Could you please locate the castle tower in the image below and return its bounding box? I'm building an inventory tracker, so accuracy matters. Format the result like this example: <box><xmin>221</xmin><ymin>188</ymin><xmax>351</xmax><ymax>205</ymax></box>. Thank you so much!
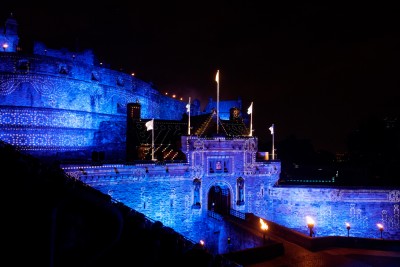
<box><xmin>1</xmin><ymin>13</ymin><xmax>19</xmax><ymax>52</ymax></box>
<box><xmin>126</xmin><ymin>101</ymin><xmax>142</xmax><ymax>161</ymax></box>
<box><xmin>127</xmin><ymin>101</ymin><xmax>141</xmax><ymax>120</ymax></box>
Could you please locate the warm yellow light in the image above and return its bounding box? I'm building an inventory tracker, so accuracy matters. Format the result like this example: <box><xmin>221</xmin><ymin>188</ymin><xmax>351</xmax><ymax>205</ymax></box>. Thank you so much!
<box><xmin>346</xmin><ymin>222</ymin><xmax>350</xmax><ymax>229</ymax></box>
<box><xmin>172</xmin><ymin>94</ymin><xmax>176</xmax><ymax>98</ymax></box>
<box><xmin>165</xmin><ymin>92</ymin><xmax>168</xmax><ymax>95</ymax></box>
<box><xmin>131</xmin><ymin>73</ymin><xmax>135</xmax><ymax>76</ymax></box>
<box><xmin>199</xmin><ymin>240</ymin><xmax>205</xmax><ymax>246</ymax></box>
<box><xmin>377</xmin><ymin>223</ymin><xmax>384</xmax><ymax>230</ymax></box>
<box><xmin>306</xmin><ymin>216</ymin><xmax>315</xmax><ymax>227</ymax></box>
<box><xmin>3</xmin><ymin>43</ymin><xmax>9</xmax><ymax>50</ymax></box>
<box><xmin>260</xmin><ymin>218</ymin><xmax>268</xmax><ymax>231</ymax></box>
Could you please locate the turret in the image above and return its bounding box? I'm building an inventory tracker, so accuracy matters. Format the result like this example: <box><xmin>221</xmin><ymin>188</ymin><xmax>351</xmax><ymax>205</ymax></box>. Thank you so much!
<box><xmin>1</xmin><ymin>13</ymin><xmax>19</xmax><ymax>52</ymax></box>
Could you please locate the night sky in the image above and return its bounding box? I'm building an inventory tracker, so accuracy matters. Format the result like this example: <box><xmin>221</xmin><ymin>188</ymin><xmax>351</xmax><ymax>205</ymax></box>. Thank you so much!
<box><xmin>2</xmin><ymin>2</ymin><xmax>399</xmax><ymax>154</ymax></box>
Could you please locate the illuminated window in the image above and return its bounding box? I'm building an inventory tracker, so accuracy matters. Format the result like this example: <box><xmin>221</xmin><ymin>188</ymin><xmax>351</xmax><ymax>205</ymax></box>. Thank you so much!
<box><xmin>209</xmin><ymin>159</ymin><xmax>230</xmax><ymax>173</ymax></box>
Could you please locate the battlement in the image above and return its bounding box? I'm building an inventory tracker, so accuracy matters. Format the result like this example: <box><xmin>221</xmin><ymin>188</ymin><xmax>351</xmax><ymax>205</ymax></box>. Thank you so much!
<box><xmin>33</xmin><ymin>41</ymin><xmax>96</xmax><ymax>66</ymax></box>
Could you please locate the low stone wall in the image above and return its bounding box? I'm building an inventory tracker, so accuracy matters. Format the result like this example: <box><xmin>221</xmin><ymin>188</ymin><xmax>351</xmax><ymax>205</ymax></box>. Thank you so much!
<box><xmin>261</xmin><ymin>186</ymin><xmax>400</xmax><ymax>240</ymax></box>
<box><xmin>245</xmin><ymin>213</ymin><xmax>400</xmax><ymax>252</ymax></box>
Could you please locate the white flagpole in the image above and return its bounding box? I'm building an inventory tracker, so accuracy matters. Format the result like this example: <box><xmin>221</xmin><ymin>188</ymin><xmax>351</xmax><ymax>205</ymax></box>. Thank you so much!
<box><xmin>151</xmin><ymin>119</ymin><xmax>155</xmax><ymax>161</ymax></box>
<box><xmin>270</xmin><ymin>124</ymin><xmax>275</xmax><ymax>160</ymax></box>
<box><xmin>216</xmin><ymin>70</ymin><xmax>220</xmax><ymax>134</ymax></box>
<box><xmin>248</xmin><ymin>102</ymin><xmax>253</xmax><ymax>136</ymax></box>
<box><xmin>187</xmin><ymin>97</ymin><xmax>191</xmax><ymax>135</ymax></box>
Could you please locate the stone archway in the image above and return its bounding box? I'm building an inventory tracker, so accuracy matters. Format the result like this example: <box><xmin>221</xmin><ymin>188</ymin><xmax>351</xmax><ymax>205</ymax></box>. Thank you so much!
<box><xmin>208</xmin><ymin>185</ymin><xmax>231</xmax><ymax>216</ymax></box>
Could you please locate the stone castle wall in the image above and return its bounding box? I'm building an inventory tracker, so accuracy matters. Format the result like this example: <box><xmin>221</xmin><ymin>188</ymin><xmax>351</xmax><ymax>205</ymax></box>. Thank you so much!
<box><xmin>63</xmin><ymin>144</ymin><xmax>400</xmax><ymax>241</ymax></box>
<box><xmin>61</xmin><ymin>136</ymin><xmax>281</xmax><ymax>240</ymax></box>
<box><xmin>261</xmin><ymin>186</ymin><xmax>400</xmax><ymax>240</ymax></box>
<box><xmin>0</xmin><ymin>52</ymin><xmax>186</xmax><ymax>160</ymax></box>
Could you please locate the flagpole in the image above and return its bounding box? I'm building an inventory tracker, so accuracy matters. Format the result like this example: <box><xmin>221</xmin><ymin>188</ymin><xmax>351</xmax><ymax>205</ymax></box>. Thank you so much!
<box><xmin>249</xmin><ymin>102</ymin><xmax>253</xmax><ymax>136</ymax></box>
<box><xmin>271</xmin><ymin>124</ymin><xmax>275</xmax><ymax>160</ymax></box>
<box><xmin>187</xmin><ymin>97</ymin><xmax>191</xmax><ymax>135</ymax></box>
<box><xmin>151</xmin><ymin>119</ymin><xmax>155</xmax><ymax>161</ymax></box>
<box><xmin>216</xmin><ymin>70</ymin><xmax>220</xmax><ymax>134</ymax></box>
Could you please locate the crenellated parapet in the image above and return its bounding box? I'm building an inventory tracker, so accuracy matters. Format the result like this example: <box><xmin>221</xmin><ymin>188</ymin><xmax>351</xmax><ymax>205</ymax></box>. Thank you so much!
<box><xmin>33</xmin><ymin>42</ymin><xmax>96</xmax><ymax>65</ymax></box>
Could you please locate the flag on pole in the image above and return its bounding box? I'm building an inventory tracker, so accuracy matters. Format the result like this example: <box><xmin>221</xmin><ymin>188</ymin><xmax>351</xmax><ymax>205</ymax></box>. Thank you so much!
<box><xmin>216</xmin><ymin>70</ymin><xmax>220</xmax><ymax>134</ymax></box>
<box><xmin>145</xmin><ymin>119</ymin><xmax>154</xmax><ymax>131</ymax></box>
<box><xmin>247</xmin><ymin>102</ymin><xmax>253</xmax><ymax>114</ymax></box>
<box><xmin>269</xmin><ymin>124</ymin><xmax>274</xmax><ymax>135</ymax></box>
<box><xmin>187</xmin><ymin>97</ymin><xmax>191</xmax><ymax>135</ymax></box>
<box><xmin>248</xmin><ymin>102</ymin><xmax>253</xmax><ymax>136</ymax></box>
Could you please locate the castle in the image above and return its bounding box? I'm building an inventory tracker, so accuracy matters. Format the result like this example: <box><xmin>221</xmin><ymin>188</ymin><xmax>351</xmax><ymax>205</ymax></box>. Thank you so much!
<box><xmin>0</xmin><ymin>14</ymin><xmax>247</xmax><ymax>162</ymax></box>
<box><xmin>1</xmin><ymin>15</ymin><xmax>399</xmax><ymax>241</ymax></box>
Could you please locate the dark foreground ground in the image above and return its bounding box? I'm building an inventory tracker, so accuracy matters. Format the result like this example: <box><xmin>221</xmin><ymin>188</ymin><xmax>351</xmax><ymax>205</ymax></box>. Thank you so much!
<box><xmin>225</xmin><ymin>217</ymin><xmax>400</xmax><ymax>267</ymax></box>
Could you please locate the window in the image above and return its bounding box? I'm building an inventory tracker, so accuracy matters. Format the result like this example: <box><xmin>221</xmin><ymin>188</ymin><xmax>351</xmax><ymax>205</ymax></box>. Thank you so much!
<box><xmin>192</xmin><ymin>178</ymin><xmax>201</xmax><ymax>209</ymax></box>
<box><xmin>237</xmin><ymin>177</ymin><xmax>245</xmax><ymax>205</ymax></box>
<box><xmin>209</xmin><ymin>158</ymin><xmax>230</xmax><ymax>174</ymax></box>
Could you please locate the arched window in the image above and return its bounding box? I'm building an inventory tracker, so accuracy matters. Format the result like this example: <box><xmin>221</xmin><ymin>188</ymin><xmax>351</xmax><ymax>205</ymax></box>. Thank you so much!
<box><xmin>237</xmin><ymin>177</ymin><xmax>245</xmax><ymax>205</ymax></box>
<box><xmin>193</xmin><ymin>178</ymin><xmax>201</xmax><ymax>209</ymax></box>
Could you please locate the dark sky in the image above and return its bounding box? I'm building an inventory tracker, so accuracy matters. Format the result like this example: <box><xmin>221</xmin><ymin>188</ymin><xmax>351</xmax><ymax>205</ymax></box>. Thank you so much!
<box><xmin>2</xmin><ymin>2</ymin><xmax>400</xmax><ymax>154</ymax></box>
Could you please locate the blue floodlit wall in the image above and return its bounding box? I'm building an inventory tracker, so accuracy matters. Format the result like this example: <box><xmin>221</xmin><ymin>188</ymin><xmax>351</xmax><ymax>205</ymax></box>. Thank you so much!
<box><xmin>262</xmin><ymin>187</ymin><xmax>399</xmax><ymax>240</ymax></box>
<box><xmin>0</xmin><ymin>48</ymin><xmax>186</xmax><ymax>160</ymax></box>
<box><xmin>63</xmin><ymin>136</ymin><xmax>400</xmax><ymax>241</ymax></box>
<box><xmin>63</xmin><ymin>136</ymin><xmax>280</xmax><ymax>240</ymax></box>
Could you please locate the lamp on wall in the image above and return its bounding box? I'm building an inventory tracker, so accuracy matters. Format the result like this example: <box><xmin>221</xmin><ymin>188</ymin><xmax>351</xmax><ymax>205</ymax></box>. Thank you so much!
<box><xmin>346</xmin><ymin>222</ymin><xmax>351</xmax><ymax>237</ymax></box>
<box><xmin>2</xmin><ymin>43</ymin><xmax>8</xmax><ymax>51</ymax></box>
<box><xmin>199</xmin><ymin>239</ymin><xmax>205</xmax><ymax>248</ymax></box>
<box><xmin>377</xmin><ymin>223</ymin><xmax>384</xmax><ymax>239</ymax></box>
<box><xmin>306</xmin><ymin>216</ymin><xmax>315</xmax><ymax>237</ymax></box>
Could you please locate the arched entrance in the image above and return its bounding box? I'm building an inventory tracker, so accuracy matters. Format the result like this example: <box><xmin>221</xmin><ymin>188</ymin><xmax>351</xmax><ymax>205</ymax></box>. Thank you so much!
<box><xmin>208</xmin><ymin>185</ymin><xmax>231</xmax><ymax>216</ymax></box>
